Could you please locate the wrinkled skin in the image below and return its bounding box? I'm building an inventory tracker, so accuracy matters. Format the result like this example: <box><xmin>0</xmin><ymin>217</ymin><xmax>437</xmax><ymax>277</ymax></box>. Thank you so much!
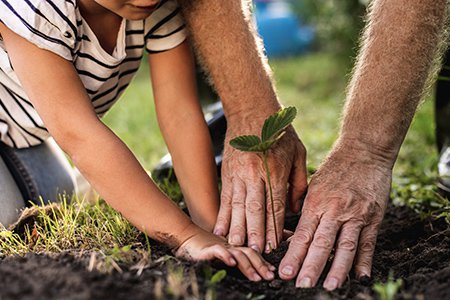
<box><xmin>178</xmin><ymin>0</ymin><xmax>446</xmax><ymax>291</ymax></box>
<box><xmin>276</xmin><ymin>0</ymin><xmax>446</xmax><ymax>290</ymax></box>
<box><xmin>214</xmin><ymin>127</ymin><xmax>308</xmax><ymax>253</ymax></box>
<box><xmin>279</xmin><ymin>144</ymin><xmax>392</xmax><ymax>290</ymax></box>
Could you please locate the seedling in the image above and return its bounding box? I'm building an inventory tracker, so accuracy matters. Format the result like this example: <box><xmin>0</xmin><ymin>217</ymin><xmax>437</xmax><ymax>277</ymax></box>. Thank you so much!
<box><xmin>373</xmin><ymin>271</ymin><xmax>403</xmax><ymax>300</ymax></box>
<box><xmin>204</xmin><ymin>266</ymin><xmax>227</xmax><ymax>300</ymax></box>
<box><xmin>229</xmin><ymin>107</ymin><xmax>297</xmax><ymax>245</ymax></box>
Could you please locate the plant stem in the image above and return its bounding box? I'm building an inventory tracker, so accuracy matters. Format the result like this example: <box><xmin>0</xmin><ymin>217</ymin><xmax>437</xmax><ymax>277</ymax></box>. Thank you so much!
<box><xmin>262</xmin><ymin>151</ymin><xmax>278</xmax><ymax>247</ymax></box>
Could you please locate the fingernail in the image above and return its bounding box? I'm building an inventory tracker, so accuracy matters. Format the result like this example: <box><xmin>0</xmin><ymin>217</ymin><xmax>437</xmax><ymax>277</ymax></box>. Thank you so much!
<box><xmin>297</xmin><ymin>277</ymin><xmax>312</xmax><ymax>288</ymax></box>
<box><xmin>266</xmin><ymin>271</ymin><xmax>275</xmax><ymax>280</ymax></box>
<box><xmin>230</xmin><ymin>258</ymin><xmax>237</xmax><ymax>265</ymax></box>
<box><xmin>265</xmin><ymin>241</ymin><xmax>273</xmax><ymax>253</ymax></box>
<box><xmin>250</xmin><ymin>245</ymin><xmax>260</xmax><ymax>253</ymax></box>
<box><xmin>269</xmin><ymin>265</ymin><xmax>276</xmax><ymax>272</ymax></box>
<box><xmin>281</xmin><ymin>266</ymin><xmax>293</xmax><ymax>276</ymax></box>
<box><xmin>252</xmin><ymin>273</ymin><xmax>262</xmax><ymax>282</ymax></box>
<box><xmin>323</xmin><ymin>277</ymin><xmax>339</xmax><ymax>291</ymax></box>
<box><xmin>230</xmin><ymin>235</ymin><xmax>242</xmax><ymax>245</ymax></box>
<box><xmin>213</xmin><ymin>229</ymin><xmax>224</xmax><ymax>236</ymax></box>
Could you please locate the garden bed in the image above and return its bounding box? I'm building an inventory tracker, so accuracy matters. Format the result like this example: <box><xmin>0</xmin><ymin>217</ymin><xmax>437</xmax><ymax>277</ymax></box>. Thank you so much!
<box><xmin>0</xmin><ymin>203</ymin><xmax>449</xmax><ymax>300</ymax></box>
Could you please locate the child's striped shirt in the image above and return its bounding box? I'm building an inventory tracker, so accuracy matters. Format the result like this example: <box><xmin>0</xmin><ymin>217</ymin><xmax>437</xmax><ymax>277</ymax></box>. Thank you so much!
<box><xmin>0</xmin><ymin>0</ymin><xmax>186</xmax><ymax>148</ymax></box>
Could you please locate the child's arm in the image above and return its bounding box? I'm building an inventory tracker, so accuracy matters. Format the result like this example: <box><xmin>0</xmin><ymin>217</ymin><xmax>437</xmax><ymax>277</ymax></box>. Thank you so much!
<box><xmin>0</xmin><ymin>23</ymin><xmax>274</xmax><ymax>282</ymax></box>
<box><xmin>149</xmin><ymin>41</ymin><xmax>219</xmax><ymax>231</ymax></box>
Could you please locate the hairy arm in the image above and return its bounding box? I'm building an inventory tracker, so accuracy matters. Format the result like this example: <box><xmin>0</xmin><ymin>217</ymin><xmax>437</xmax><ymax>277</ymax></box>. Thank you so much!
<box><xmin>280</xmin><ymin>0</ymin><xmax>447</xmax><ymax>290</ymax></box>
<box><xmin>178</xmin><ymin>0</ymin><xmax>307</xmax><ymax>253</ymax></box>
<box><xmin>340</xmin><ymin>0</ymin><xmax>447</xmax><ymax>157</ymax></box>
<box><xmin>178</xmin><ymin>0</ymin><xmax>279</xmax><ymax>122</ymax></box>
<box><xmin>149</xmin><ymin>41</ymin><xmax>219</xmax><ymax>232</ymax></box>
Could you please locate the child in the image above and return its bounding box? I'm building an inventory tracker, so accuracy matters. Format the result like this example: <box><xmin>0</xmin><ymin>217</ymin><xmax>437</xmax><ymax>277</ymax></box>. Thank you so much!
<box><xmin>0</xmin><ymin>0</ymin><xmax>275</xmax><ymax>281</ymax></box>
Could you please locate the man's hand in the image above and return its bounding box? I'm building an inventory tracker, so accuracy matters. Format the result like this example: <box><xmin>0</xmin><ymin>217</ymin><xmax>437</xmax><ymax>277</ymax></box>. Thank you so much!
<box><xmin>278</xmin><ymin>143</ymin><xmax>391</xmax><ymax>290</ymax></box>
<box><xmin>213</xmin><ymin>126</ymin><xmax>308</xmax><ymax>253</ymax></box>
<box><xmin>276</xmin><ymin>0</ymin><xmax>446</xmax><ymax>290</ymax></box>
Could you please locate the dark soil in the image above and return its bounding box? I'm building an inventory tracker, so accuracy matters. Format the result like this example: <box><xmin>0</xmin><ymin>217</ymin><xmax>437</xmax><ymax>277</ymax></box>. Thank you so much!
<box><xmin>0</xmin><ymin>204</ymin><xmax>449</xmax><ymax>300</ymax></box>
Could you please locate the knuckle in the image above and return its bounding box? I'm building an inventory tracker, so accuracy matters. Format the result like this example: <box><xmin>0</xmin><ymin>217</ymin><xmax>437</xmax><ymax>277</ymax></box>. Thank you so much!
<box><xmin>219</xmin><ymin>198</ymin><xmax>232</xmax><ymax>209</ymax></box>
<box><xmin>337</xmin><ymin>238</ymin><xmax>357</xmax><ymax>252</ymax></box>
<box><xmin>268</xmin><ymin>198</ymin><xmax>286</xmax><ymax>214</ymax></box>
<box><xmin>359</xmin><ymin>240</ymin><xmax>376</xmax><ymax>253</ymax></box>
<box><xmin>291</xmin><ymin>230</ymin><xmax>313</xmax><ymax>246</ymax></box>
<box><xmin>272</xmin><ymin>189</ymin><xmax>287</xmax><ymax>201</ymax></box>
<box><xmin>312</xmin><ymin>234</ymin><xmax>333</xmax><ymax>250</ymax></box>
<box><xmin>247</xmin><ymin>229</ymin><xmax>262</xmax><ymax>240</ymax></box>
<box><xmin>247</xmin><ymin>200</ymin><xmax>264</xmax><ymax>214</ymax></box>
<box><xmin>232</xmin><ymin>197</ymin><xmax>245</xmax><ymax>208</ymax></box>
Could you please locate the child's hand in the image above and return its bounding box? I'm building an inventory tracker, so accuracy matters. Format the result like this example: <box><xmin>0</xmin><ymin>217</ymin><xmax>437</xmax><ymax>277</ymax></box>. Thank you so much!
<box><xmin>175</xmin><ymin>228</ymin><xmax>276</xmax><ymax>282</ymax></box>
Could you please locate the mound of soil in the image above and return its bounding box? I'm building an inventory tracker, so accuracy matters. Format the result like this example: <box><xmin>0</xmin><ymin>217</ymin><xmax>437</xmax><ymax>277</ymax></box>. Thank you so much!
<box><xmin>0</xmin><ymin>204</ymin><xmax>449</xmax><ymax>300</ymax></box>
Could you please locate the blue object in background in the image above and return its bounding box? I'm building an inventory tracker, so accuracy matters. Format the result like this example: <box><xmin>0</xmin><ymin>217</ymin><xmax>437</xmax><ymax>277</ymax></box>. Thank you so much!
<box><xmin>254</xmin><ymin>0</ymin><xmax>314</xmax><ymax>58</ymax></box>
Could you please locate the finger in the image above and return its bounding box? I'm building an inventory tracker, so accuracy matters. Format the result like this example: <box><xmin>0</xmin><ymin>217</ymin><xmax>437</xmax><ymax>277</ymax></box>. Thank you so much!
<box><xmin>323</xmin><ymin>221</ymin><xmax>363</xmax><ymax>291</ymax></box>
<box><xmin>228</xmin><ymin>178</ymin><xmax>246</xmax><ymax>246</ymax></box>
<box><xmin>266</xmin><ymin>262</ymin><xmax>277</xmax><ymax>272</ymax></box>
<box><xmin>240</xmin><ymin>247</ymin><xmax>275</xmax><ymax>280</ymax></box>
<box><xmin>214</xmin><ymin>176</ymin><xmax>232</xmax><ymax>236</ymax></box>
<box><xmin>245</xmin><ymin>179</ymin><xmax>266</xmax><ymax>253</ymax></box>
<box><xmin>288</xmin><ymin>151</ymin><xmax>308</xmax><ymax>214</ymax></box>
<box><xmin>204</xmin><ymin>245</ymin><xmax>237</xmax><ymax>267</ymax></box>
<box><xmin>279</xmin><ymin>209</ymin><xmax>319</xmax><ymax>280</ymax></box>
<box><xmin>229</xmin><ymin>248</ymin><xmax>262</xmax><ymax>282</ymax></box>
<box><xmin>265</xmin><ymin>180</ymin><xmax>287</xmax><ymax>253</ymax></box>
<box><xmin>296</xmin><ymin>218</ymin><xmax>341</xmax><ymax>288</ymax></box>
<box><xmin>354</xmin><ymin>222</ymin><xmax>380</xmax><ymax>279</ymax></box>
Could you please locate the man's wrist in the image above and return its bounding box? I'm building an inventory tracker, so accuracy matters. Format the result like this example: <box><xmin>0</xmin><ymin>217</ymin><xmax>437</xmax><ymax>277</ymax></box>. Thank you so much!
<box><xmin>224</xmin><ymin>102</ymin><xmax>283</xmax><ymax>135</ymax></box>
<box><xmin>333</xmin><ymin>134</ymin><xmax>399</xmax><ymax>170</ymax></box>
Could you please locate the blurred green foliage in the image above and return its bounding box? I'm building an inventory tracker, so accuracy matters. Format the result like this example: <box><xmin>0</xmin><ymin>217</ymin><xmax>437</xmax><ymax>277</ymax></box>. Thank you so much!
<box><xmin>293</xmin><ymin>0</ymin><xmax>367</xmax><ymax>59</ymax></box>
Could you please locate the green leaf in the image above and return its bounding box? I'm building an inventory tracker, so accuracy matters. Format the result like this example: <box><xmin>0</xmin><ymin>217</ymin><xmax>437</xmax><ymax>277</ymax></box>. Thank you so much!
<box><xmin>261</xmin><ymin>106</ymin><xmax>297</xmax><ymax>142</ymax></box>
<box><xmin>229</xmin><ymin>135</ymin><xmax>261</xmax><ymax>152</ymax></box>
<box><xmin>210</xmin><ymin>270</ymin><xmax>227</xmax><ymax>284</ymax></box>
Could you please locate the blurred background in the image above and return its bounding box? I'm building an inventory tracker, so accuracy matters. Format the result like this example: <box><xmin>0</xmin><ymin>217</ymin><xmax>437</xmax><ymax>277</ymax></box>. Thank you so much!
<box><xmin>102</xmin><ymin>0</ymin><xmax>437</xmax><ymax>188</ymax></box>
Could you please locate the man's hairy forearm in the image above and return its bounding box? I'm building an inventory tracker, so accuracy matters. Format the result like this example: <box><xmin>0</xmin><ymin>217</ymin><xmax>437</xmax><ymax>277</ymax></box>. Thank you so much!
<box><xmin>178</xmin><ymin>0</ymin><xmax>281</xmax><ymax>126</ymax></box>
<box><xmin>340</xmin><ymin>0</ymin><xmax>447</xmax><ymax>165</ymax></box>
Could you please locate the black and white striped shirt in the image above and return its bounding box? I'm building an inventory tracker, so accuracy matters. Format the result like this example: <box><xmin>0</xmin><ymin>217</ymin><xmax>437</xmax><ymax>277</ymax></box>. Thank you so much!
<box><xmin>0</xmin><ymin>0</ymin><xmax>186</xmax><ymax>148</ymax></box>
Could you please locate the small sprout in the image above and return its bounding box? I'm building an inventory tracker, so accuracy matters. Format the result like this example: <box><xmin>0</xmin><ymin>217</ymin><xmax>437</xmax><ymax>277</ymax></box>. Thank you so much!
<box><xmin>230</xmin><ymin>107</ymin><xmax>297</xmax><ymax>245</ymax></box>
<box><xmin>210</xmin><ymin>269</ymin><xmax>227</xmax><ymax>284</ymax></box>
<box><xmin>373</xmin><ymin>272</ymin><xmax>403</xmax><ymax>300</ymax></box>
<box><xmin>204</xmin><ymin>267</ymin><xmax>227</xmax><ymax>300</ymax></box>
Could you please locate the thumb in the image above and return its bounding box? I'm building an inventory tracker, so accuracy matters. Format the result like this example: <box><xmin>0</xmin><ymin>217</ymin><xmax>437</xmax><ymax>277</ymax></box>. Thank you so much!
<box><xmin>288</xmin><ymin>151</ymin><xmax>307</xmax><ymax>213</ymax></box>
